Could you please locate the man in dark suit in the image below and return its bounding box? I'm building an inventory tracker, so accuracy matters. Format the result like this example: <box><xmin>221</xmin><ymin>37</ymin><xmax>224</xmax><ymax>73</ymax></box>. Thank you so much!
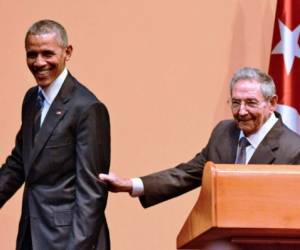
<box><xmin>0</xmin><ymin>20</ymin><xmax>110</xmax><ymax>249</ymax></box>
<box><xmin>99</xmin><ymin>67</ymin><xmax>300</xmax><ymax>208</ymax></box>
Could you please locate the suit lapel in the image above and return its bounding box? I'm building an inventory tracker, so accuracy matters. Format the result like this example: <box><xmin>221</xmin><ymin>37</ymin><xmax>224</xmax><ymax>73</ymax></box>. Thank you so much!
<box><xmin>23</xmin><ymin>88</ymin><xmax>39</xmax><ymax>173</ymax></box>
<box><xmin>219</xmin><ymin>122</ymin><xmax>240</xmax><ymax>163</ymax></box>
<box><xmin>27</xmin><ymin>74</ymin><xmax>76</xmax><ymax>171</ymax></box>
<box><xmin>248</xmin><ymin>119</ymin><xmax>282</xmax><ymax>164</ymax></box>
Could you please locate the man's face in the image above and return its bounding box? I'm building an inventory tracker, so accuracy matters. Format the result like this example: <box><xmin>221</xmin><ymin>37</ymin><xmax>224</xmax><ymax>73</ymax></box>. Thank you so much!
<box><xmin>25</xmin><ymin>32</ymin><xmax>72</xmax><ymax>89</ymax></box>
<box><xmin>231</xmin><ymin>79</ymin><xmax>277</xmax><ymax>136</ymax></box>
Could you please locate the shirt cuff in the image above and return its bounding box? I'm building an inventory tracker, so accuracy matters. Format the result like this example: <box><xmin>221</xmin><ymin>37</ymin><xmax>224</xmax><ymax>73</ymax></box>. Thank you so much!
<box><xmin>130</xmin><ymin>178</ymin><xmax>144</xmax><ymax>197</ymax></box>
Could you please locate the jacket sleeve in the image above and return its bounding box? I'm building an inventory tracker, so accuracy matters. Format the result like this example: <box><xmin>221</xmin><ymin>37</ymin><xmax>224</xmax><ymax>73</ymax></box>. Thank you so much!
<box><xmin>0</xmin><ymin>88</ymin><xmax>34</xmax><ymax>208</ymax></box>
<box><xmin>67</xmin><ymin>102</ymin><xmax>110</xmax><ymax>249</ymax></box>
<box><xmin>0</xmin><ymin>127</ymin><xmax>25</xmax><ymax>208</ymax></box>
<box><xmin>138</xmin><ymin>120</ymin><xmax>233</xmax><ymax>208</ymax></box>
<box><xmin>139</xmin><ymin>145</ymin><xmax>208</xmax><ymax>208</ymax></box>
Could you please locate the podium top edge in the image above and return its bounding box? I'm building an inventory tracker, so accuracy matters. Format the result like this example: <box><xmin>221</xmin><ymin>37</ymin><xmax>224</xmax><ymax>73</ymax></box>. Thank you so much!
<box><xmin>209</xmin><ymin>163</ymin><xmax>300</xmax><ymax>173</ymax></box>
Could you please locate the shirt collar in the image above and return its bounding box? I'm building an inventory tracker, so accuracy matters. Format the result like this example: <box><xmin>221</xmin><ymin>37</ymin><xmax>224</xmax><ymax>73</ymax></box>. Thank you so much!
<box><xmin>38</xmin><ymin>68</ymin><xmax>68</xmax><ymax>105</ymax></box>
<box><xmin>240</xmin><ymin>112</ymin><xmax>278</xmax><ymax>149</ymax></box>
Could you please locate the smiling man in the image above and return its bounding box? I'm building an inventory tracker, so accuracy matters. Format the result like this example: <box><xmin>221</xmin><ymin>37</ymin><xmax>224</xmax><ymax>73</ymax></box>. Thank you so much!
<box><xmin>25</xmin><ymin>31</ymin><xmax>72</xmax><ymax>88</ymax></box>
<box><xmin>99</xmin><ymin>67</ymin><xmax>300</xmax><ymax>209</ymax></box>
<box><xmin>230</xmin><ymin>74</ymin><xmax>277</xmax><ymax>137</ymax></box>
<box><xmin>0</xmin><ymin>20</ymin><xmax>110</xmax><ymax>250</ymax></box>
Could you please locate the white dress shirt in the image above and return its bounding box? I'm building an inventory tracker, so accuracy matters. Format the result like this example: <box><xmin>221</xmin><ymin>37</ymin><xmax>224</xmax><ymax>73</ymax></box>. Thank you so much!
<box><xmin>130</xmin><ymin>112</ymin><xmax>279</xmax><ymax>197</ymax></box>
<box><xmin>38</xmin><ymin>68</ymin><xmax>68</xmax><ymax>126</ymax></box>
<box><xmin>237</xmin><ymin>112</ymin><xmax>278</xmax><ymax>164</ymax></box>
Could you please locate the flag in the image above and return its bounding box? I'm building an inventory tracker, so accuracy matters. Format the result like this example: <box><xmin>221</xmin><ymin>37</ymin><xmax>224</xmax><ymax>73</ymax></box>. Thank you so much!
<box><xmin>269</xmin><ymin>0</ymin><xmax>300</xmax><ymax>133</ymax></box>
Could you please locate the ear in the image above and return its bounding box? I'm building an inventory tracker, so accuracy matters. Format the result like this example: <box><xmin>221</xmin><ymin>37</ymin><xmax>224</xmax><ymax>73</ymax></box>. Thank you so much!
<box><xmin>269</xmin><ymin>95</ymin><xmax>278</xmax><ymax>111</ymax></box>
<box><xmin>65</xmin><ymin>45</ymin><xmax>73</xmax><ymax>61</ymax></box>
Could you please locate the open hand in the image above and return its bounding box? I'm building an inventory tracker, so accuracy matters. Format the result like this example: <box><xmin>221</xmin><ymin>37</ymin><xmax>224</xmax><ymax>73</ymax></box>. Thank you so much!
<box><xmin>99</xmin><ymin>172</ymin><xmax>133</xmax><ymax>193</ymax></box>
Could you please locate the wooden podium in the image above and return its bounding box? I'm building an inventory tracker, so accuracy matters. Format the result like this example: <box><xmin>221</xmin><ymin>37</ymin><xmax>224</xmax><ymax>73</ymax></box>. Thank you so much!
<box><xmin>177</xmin><ymin>162</ymin><xmax>300</xmax><ymax>250</ymax></box>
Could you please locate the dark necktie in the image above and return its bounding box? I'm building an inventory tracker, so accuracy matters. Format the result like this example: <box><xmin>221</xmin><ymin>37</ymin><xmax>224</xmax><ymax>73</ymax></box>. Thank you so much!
<box><xmin>33</xmin><ymin>90</ymin><xmax>45</xmax><ymax>138</ymax></box>
<box><xmin>235</xmin><ymin>137</ymin><xmax>250</xmax><ymax>164</ymax></box>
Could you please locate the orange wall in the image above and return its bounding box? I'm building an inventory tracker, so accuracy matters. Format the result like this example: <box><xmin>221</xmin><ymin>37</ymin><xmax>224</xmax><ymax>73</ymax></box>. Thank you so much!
<box><xmin>0</xmin><ymin>1</ymin><xmax>276</xmax><ymax>249</ymax></box>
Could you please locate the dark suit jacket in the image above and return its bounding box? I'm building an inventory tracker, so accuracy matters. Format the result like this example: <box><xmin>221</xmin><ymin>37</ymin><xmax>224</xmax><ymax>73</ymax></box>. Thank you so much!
<box><xmin>0</xmin><ymin>73</ymin><xmax>110</xmax><ymax>250</ymax></box>
<box><xmin>140</xmin><ymin>113</ymin><xmax>300</xmax><ymax>208</ymax></box>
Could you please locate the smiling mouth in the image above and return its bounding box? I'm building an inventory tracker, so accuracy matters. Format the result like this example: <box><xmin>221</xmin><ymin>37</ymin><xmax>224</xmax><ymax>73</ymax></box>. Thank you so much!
<box><xmin>34</xmin><ymin>70</ymin><xmax>50</xmax><ymax>77</ymax></box>
<box><xmin>236</xmin><ymin>118</ymin><xmax>252</xmax><ymax>125</ymax></box>
<box><xmin>239</xmin><ymin>119</ymin><xmax>251</xmax><ymax>123</ymax></box>
<box><xmin>35</xmin><ymin>69</ymin><xmax>49</xmax><ymax>73</ymax></box>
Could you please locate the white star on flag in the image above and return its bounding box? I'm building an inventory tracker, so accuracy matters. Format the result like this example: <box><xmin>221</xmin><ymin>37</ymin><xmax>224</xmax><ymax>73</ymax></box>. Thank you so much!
<box><xmin>269</xmin><ymin>0</ymin><xmax>300</xmax><ymax>134</ymax></box>
<box><xmin>271</xmin><ymin>19</ymin><xmax>300</xmax><ymax>75</ymax></box>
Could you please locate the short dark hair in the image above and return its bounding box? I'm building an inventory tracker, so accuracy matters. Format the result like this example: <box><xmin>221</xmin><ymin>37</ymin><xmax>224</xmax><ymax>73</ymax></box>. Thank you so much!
<box><xmin>25</xmin><ymin>19</ymin><xmax>68</xmax><ymax>47</ymax></box>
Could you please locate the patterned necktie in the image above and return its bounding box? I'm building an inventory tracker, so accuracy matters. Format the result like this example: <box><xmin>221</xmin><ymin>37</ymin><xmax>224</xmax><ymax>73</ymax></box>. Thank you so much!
<box><xmin>33</xmin><ymin>90</ymin><xmax>45</xmax><ymax>138</ymax></box>
<box><xmin>235</xmin><ymin>137</ymin><xmax>250</xmax><ymax>164</ymax></box>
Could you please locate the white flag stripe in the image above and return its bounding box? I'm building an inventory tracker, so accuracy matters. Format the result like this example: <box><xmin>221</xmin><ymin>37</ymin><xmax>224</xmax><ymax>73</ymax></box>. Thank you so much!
<box><xmin>276</xmin><ymin>104</ymin><xmax>300</xmax><ymax>133</ymax></box>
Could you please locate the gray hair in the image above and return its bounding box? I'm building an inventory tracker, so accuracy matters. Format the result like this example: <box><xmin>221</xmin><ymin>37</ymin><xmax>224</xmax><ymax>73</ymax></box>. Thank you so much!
<box><xmin>25</xmin><ymin>19</ymin><xmax>68</xmax><ymax>47</ymax></box>
<box><xmin>230</xmin><ymin>67</ymin><xmax>276</xmax><ymax>100</ymax></box>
